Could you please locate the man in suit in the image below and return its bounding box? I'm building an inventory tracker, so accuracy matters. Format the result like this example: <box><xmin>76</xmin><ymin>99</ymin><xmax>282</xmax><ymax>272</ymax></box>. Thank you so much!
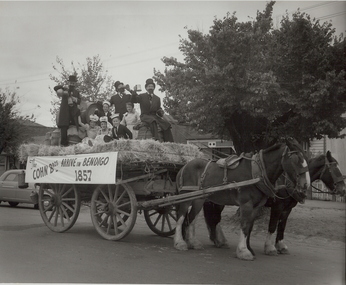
<box><xmin>130</xmin><ymin>78</ymin><xmax>173</xmax><ymax>142</ymax></box>
<box><xmin>109</xmin><ymin>81</ymin><xmax>132</xmax><ymax>121</ymax></box>
<box><xmin>54</xmin><ymin>75</ymin><xmax>81</xmax><ymax>146</ymax></box>
<box><xmin>110</xmin><ymin>114</ymin><xmax>133</xmax><ymax>140</ymax></box>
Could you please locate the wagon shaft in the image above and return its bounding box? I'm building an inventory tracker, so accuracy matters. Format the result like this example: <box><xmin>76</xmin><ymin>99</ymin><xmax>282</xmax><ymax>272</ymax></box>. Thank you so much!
<box><xmin>138</xmin><ymin>178</ymin><xmax>261</xmax><ymax>209</ymax></box>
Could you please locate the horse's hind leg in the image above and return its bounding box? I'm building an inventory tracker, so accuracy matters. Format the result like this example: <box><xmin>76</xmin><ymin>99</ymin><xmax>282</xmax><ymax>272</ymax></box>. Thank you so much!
<box><xmin>203</xmin><ymin>202</ymin><xmax>228</xmax><ymax>248</ymax></box>
<box><xmin>185</xmin><ymin>199</ymin><xmax>205</xmax><ymax>249</ymax></box>
<box><xmin>174</xmin><ymin>202</ymin><xmax>190</xmax><ymax>251</ymax></box>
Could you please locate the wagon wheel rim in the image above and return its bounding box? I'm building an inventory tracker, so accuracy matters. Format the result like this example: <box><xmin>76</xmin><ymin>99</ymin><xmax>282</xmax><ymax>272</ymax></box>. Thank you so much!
<box><xmin>144</xmin><ymin>203</ymin><xmax>177</xmax><ymax>237</ymax></box>
<box><xmin>90</xmin><ymin>183</ymin><xmax>137</xmax><ymax>241</ymax></box>
<box><xmin>39</xmin><ymin>184</ymin><xmax>81</xmax><ymax>233</ymax></box>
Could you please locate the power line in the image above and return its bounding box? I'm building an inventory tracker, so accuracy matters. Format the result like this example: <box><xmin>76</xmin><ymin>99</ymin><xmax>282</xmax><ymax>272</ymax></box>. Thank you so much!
<box><xmin>317</xmin><ymin>11</ymin><xmax>346</xmax><ymax>20</ymax></box>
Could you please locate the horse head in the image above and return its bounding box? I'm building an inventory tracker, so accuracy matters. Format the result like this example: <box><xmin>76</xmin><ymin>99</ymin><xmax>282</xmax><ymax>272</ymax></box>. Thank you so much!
<box><xmin>320</xmin><ymin>151</ymin><xmax>346</xmax><ymax>196</ymax></box>
<box><xmin>280</xmin><ymin>138</ymin><xmax>311</xmax><ymax>197</ymax></box>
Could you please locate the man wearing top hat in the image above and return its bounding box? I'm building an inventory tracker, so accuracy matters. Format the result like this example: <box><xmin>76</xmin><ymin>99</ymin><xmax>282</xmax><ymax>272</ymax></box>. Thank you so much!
<box><xmin>131</xmin><ymin>78</ymin><xmax>173</xmax><ymax>142</ymax></box>
<box><xmin>109</xmin><ymin>81</ymin><xmax>132</xmax><ymax>121</ymax></box>
<box><xmin>53</xmin><ymin>75</ymin><xmax>81</xmax><ymax>146</ymax></box>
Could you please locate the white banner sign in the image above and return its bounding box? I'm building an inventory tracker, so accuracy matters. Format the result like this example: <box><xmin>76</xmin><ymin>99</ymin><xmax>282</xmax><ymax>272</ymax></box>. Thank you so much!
<box><xmin>25</xmin><ymin>152</ymin><xmax>118</xmax><ymax>184</ymax></box>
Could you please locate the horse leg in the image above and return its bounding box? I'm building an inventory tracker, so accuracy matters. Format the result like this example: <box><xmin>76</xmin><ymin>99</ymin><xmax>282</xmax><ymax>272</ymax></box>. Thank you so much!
<box><xmin>185</xmin><ymin>199</ymin><xmax>205</xmax><ymax>249</ymax></box>
<box><xmin>264</xmin><ymin>203</ymin><xmax>281</xmax><ymax>256</ymax></box>
<box><xmin>203</xmin><ymin>202</ymin><xmax>228</xmax><ymax>248</ymax></box>
<box><xmin>174</xmin><ymin>202</ymin><xmax>191</xmax><ymax>251</ymax></box>
<box><xmin>275</xmin><ymin>207</ymin><xmax>293</xmax><ymax>254</ymax></box>
<box><xmin>236</xmin><ymin>201</ymin><xmax>256</xmax><ymax>261</ymax></box>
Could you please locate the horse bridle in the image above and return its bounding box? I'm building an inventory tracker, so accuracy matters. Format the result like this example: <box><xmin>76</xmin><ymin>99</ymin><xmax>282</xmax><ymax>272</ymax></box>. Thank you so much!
<box><xmin>281</xmin><ymin>146</ymin><xmax>309</xmax><ymax>194</ymax></box>
<box><xmin>313</xmin><ymin>157</ymin><xmax>344</xmax><ymax>194</ymax></box>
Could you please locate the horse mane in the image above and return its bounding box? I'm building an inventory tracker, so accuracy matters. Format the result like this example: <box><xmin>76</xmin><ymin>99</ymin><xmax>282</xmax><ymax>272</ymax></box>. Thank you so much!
<box><xmin>262</xmin><ymin>143</ymin><xmax>284</xmax><ymax>154</ymax></box>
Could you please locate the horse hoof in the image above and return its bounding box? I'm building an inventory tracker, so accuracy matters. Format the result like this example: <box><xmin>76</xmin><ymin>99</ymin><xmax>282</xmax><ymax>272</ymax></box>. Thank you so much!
<box><xmin>189</xmin><ymin>241</ymin><xmax>204</xmax><ymax>250</ymax></box>
<box><xmin>265</xmin><ymin>249</ymin><xmax>278</xmax><ymax>256</ymax></box>
<box><xmin>277</xmin><ymin>248</ymin><xmax>290</xmax><ymax>254</ymax></box>
<box><xmin>236</xmin><ymin>248</ymin><xmax>255</xmax><ymax>261</ymax></box>
<box><xmin>175</xmin><ymin>242</ymin><xmax>188</xmax><ymax>251</ymax></box>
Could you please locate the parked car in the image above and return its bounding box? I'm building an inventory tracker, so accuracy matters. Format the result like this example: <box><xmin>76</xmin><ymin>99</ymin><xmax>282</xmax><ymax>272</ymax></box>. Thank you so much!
<box><xmin>0</xmin><ymin>169</ymin><xmax>42</xmax><ymax>209</ymax></box>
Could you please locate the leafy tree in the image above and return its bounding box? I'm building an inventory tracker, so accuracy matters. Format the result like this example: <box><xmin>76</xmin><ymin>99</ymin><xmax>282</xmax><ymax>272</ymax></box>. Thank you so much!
<box><xmin>0</xmin><ymin>88</ymin><xmax>35</xmax><ymax>155</ymax></box>
<box><xmin>49</xmin><ymin>55</ymin><xmax>114</xmax><ymax>125</ymax></box>
<box><xmin>154</xmin><ymin>2</ymin><xmax>346</xmax><ymax>153</ymax></box>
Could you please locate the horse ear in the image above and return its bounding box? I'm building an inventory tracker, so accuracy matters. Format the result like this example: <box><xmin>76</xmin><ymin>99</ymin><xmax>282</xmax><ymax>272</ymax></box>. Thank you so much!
<box><xmin>326</xmin><ymin>150</ymin><xmax>332</xmax><ymax>161</ymax></box>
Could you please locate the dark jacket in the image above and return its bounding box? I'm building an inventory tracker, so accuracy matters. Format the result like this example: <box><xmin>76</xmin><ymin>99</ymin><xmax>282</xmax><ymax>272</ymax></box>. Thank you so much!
<box><xmin>56</xmin><ymin>86</ymin><xmax>81</xmax><ymax>128</ymax></box>
<box><xmin>131</xmin><ymin>91</ymin><xmax>171</xmax><ymax>131</ymax></box>
<box><xmin>109</xmin><ymin>93</ymin><xmax>132</xmax><ymax>119</ymax></box>
<box><xmin>95</xmin><ymin>110</ymin><xmax>112</xmax><ymax>125</ymax></box>
<box><xmin>111</xmin><ymin>124</ymin><xmax>133</xmax><ymax>139</ymax></box>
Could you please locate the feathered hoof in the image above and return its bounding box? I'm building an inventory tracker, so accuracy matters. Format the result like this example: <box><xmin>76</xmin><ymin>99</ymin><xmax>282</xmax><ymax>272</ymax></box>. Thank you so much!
<box><xmin>214</xmin><ymin>240</ymin><xmax>229</xmax><ymax>248</ymax></box>
<box><xmin>175</xmin><ymin>241</ymin><xmax>188</xmax><ymax>251</ymax></box>
<box><xmin>236</xmin><ymin>247</ymin><xmax>255</xmax><ymax>261</ymax></box>
<box><xmin>277</xmin><ymin>247</ymin><xmax>290</xmax><ymax>254</ymax></box>
<box><xmin>264</xmin><ymin>248</ymin><xmax>278</xmax><ymax>256</ymax></box>
<box><xmin>188</xmin><ymin>240</ymin><xmax>204</xmax><ymax>250</ymax></box>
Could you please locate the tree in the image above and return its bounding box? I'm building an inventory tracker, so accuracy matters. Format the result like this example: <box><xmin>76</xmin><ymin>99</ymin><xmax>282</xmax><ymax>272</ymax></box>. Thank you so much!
<box><xmin>49</xmin><ymin>55</ymin><xmax>114</xmax><ymax>125</ymax></box>
<box><xmin>0</xmin><ymin>88</ymin><xmax>35</xmax><ymax>155</ymax></box>
<box><xmin>154</xmin><ymin>2</ymin><xmax>346</xmax><ymax>153</ymax></box>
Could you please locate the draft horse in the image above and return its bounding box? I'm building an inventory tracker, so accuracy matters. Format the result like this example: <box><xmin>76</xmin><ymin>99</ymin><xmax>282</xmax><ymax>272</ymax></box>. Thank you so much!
<box><xmin>174</xmin><ymin>138</ymin><xmax>310</xmax><ymax>260</ymax></box>
<box><xmin>263</xmin><ymin>151</ymin><xmax>346</xmax><ymax>255</ymax></box>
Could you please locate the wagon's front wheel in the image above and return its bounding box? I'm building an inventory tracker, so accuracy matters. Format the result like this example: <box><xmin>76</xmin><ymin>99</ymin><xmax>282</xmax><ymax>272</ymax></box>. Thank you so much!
<box><xmin>39</xmin><ymin>184</ymin><xmax>81</xmax><ymax>232</ymax></box>
<box><xmin>144</xmin><ymin>204</ymin><xmax>177</xmax><ymax>237</ymax></box>
<box><xmin>90</xmin><ymin>183</ymin><xmax>137</xmax><ymax>241</ymax></box>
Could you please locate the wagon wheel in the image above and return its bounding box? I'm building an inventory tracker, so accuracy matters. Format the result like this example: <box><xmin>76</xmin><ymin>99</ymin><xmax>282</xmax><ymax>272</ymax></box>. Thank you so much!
<box><xmin>39</xmin><ymin>184</ymin><xmax>81</xmax><ymax>233</ymax></box>
<box><xmin>90</xmin><ymin>183</ymin><xmax>137</xmax><ymax>241</ymax></box>
<box><xmin>144</xmin><ymin>199</ymin><xmax>177</xmax><ymax>237</ymax></box>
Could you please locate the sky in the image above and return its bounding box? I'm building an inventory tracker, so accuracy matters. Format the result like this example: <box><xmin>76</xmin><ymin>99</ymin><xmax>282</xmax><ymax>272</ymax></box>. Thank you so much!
<box><xmin>0</xmin><ymin>1</ymin><xmax>345</xmax><ymax>127</ymax></box>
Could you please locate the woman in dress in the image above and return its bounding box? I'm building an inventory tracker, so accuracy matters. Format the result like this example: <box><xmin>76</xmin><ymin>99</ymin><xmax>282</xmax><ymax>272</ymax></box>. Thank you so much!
<box><xmin>78</xmin><ymin>114</ymin><xmax>101</xmax><ymax>146</ymax></box>
<box><xmin>121</xmin><ymin>102</ymin><xmax>140</xmax><ymax>139</ymax></box>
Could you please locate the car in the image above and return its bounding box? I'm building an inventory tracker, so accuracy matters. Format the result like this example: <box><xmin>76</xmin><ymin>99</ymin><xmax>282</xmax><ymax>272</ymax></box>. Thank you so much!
<box><xmin>0</xmin><ymin>169</ymin><xmax>42</xmax><ymax>209</ymax></box>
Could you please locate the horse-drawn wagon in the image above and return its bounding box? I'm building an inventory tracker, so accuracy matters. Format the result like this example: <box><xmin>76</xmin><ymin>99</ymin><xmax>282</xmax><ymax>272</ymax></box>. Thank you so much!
<box><xmin>18</xmin><ymin>139</ymin><xmax>260</xmax><ymax>242</ymax></box>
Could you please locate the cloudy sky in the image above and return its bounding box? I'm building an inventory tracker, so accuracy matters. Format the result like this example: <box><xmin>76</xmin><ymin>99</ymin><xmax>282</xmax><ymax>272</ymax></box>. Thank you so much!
<box><xmin>0</xmin><ymin>1</ymin><xmax>345</xmax><ymax>127</ymax></box>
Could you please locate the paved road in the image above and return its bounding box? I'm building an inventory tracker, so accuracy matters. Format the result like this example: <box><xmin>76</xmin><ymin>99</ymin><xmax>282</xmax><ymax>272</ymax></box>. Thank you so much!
<box><xmin>0</xmin><ymin>203</ymin><xmax>344</xmax><ymax>284</ymax></box>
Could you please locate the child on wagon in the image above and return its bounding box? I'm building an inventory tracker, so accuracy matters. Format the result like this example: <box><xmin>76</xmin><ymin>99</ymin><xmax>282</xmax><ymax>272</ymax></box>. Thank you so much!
<box><xmin>94</xmin><ymin>116</ymin><xmax>112</xmax><ymax>143</ymax></box>
<box><xmin>111</xmin><ymin>113</ymin><xmax>133</xmax><ymax>140</ymax></box>
<box><xmin>121</xmin><ymin>102</ymin><xmax>140</xmax><ymax>139</ymax></box>
<box><xmin>78</xmin><ymin>114</ymin><xmax>100</xmax><ymax>146</ymax></box>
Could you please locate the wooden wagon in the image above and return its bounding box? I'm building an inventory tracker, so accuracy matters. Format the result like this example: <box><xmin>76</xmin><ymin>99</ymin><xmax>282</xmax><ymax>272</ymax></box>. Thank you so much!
<box><xmin>19</xmin><ymin>142</ymin><xmax>259</xmax><ymax>241</ymax></box>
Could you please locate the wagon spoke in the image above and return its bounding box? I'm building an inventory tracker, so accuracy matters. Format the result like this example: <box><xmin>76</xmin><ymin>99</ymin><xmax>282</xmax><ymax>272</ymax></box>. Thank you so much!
<box><xmin>153</xmin><ymin>213</ymin><xmax>162</xmax><ymax>227</ymax></box>
<box><xmin>113</xmin><ymin>185</ymin><xmax>119</xmax><ymax>203</ymax></box>
<box><xmin>61</xmin><ymin>201</ymin><xmax>75</xmax><ymax>213</ymax></box>
<box><xmin>115</xmin><ymin>212</ymin><xmax>127</xmax><ymax>227</ymax></box>
<box><xmin>100</xmin><ymin>189</ymin><xmax>110</xmax><ymax>203</ymax></box>
<box><xmin>160</xmin><ymin>215</ymin><xmax>166</xmax><ymax>232</ymax></box>
<box><xmin>54</xmin><ymin>206</ymin><xmax>59</xmax><ymax>226</ymax></box>
<box><xmin>106</xmin><ymin>216</ymin><xmax>112</xmax><ymax>234</ymax></box>
<box><xmin>61</xmin><ymin>186</ymin><xmax>73</xmax><ymax>198</ymax></box>
<box><xmin>59</xmin><ymin>207</ymin><xmax>65</xmax><ymax>227</ymax></box>
<box><xmin>168</xmin><ymin>212</ymin><xmax>177</xmax><ymax>221</ymax></box>
<box><xmin>117</xmin><ymin>201</ymin><xmax>131</xmax><ymax>209</ymax></box>
<box><xmin>108</xmin><ymin>185</ymin><xmax>114</xmax><ymax>202</ymax></box>
<box><xmin>112</xmin><ymin>216</ymin><xmax>118</xmax><ymax>235</ymax></box>
<box><xmin>114</xmin><ymin>190</ymin><xmax>126</xmax><ymax>205</ymax></box>
<box><xmin>116</xmin><ymin>208</ymin><xmax>131</xmax><ymax>217</ymax></box>
<box><xmin>100</xmin><ymin>214</ymin><xmax>110</xmax><ymax>227</ymax></box>
<box><xmin>165</xmin><ymin>215</ymin><xmax>173</xmax><ymax>231</ymax></box>
<box><xmin>48</xmin><ymin>207</ymin><xmax>56</xmax><ymax>222</ymax></box>
<box><xmin>61</xmin><ymin>205</ymin><xmax>71</xmax><ymax>222</ymax></box>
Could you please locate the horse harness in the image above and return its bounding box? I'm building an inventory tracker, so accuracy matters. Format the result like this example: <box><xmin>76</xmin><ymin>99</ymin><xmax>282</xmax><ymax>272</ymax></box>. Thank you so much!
<box><xmin>179</xmin><ymin>146</ymin><xmax>308</xmax><ymax>199</ymax></box>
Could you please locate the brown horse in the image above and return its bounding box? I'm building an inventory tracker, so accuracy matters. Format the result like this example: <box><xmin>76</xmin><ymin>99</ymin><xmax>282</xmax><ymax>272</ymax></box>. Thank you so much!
<box><xmin>174</xmin><ymin>138</ymin><xmax>310</xmax><ymax>260</ymax></box>
<box><xmin>263</xmin><ymin>151</ymin><xmax>345</xmax><ymax>255</ymax></box>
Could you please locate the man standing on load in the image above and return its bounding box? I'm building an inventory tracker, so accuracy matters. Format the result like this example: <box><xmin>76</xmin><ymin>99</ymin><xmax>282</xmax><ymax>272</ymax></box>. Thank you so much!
<box><xmin>130</xmin><ymin>78</ymin><xmax>174</xmax><ymax>142</ymax></box>
<box><xmin>53</xmin><ymin>75</ymin><xmax>81</xmax><ymax>146</ymax></box>
<box><xmin>110</xmin><ymin>81</ymin><xmax>132</xmax><ymax>121</ymax></box>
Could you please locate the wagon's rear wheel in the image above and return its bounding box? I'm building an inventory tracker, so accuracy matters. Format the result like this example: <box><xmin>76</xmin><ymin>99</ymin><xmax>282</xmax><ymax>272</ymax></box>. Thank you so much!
<box><xmin>90</xmin><ymin>183</ymin><xmax>137</xmax><ymax>241</ymax></box>
<box><xmin>39</xmin><ymin>184</ymin><xmax>81</xmax><ymax>232</ymax></box>
<box><xmin>144</xmin><ymin>203</ymin><xmax>177</xmax><ymax>237</ymax></box>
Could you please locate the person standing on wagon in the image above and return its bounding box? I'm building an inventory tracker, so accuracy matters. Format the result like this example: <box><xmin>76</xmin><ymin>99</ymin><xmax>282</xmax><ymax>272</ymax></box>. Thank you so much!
<box><xmin>110</xmin><ymin>81</ymin><xmax>131</xmax><ymax>121</ymax></box>
<box><xmin>131</xmin><ymin>78</ymin><xmax>174</xmax><ymax>142</ymax></box>
<box><xmin>66</xmin><ymin>75</ymin><xmax>81</xmax><ymax>131</ymax></box>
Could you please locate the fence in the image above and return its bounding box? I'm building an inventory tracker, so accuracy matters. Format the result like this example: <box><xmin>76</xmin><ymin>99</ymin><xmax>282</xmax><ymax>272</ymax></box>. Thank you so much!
<box><xmin>311</xmin><ymin>180</ymin><xmax>345</xmax><ymax>202</ymax></box>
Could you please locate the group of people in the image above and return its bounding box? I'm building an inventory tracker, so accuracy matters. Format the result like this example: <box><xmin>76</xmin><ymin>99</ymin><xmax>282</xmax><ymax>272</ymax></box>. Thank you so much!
<box><xmin>54</xmin><ymin>76</ymin><xmax>174</xmax><ymax>146</ymax></box>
